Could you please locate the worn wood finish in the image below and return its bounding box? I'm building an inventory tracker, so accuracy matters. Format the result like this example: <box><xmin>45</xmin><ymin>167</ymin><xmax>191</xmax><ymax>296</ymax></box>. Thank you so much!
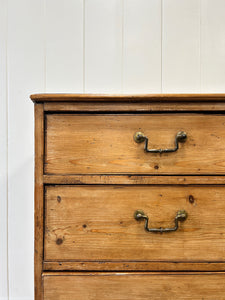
<box><xmin>44</xmin><ymin>101</ymin><xmax>225</xmax><ymax>112</ymax></box>
<box><xmin>43</xmin><ymin>261</ymin><xmax>225</xmax><ymax>272</ymax></box>
<box><xmin>31</xmin><ymin>93</ymin><xmax>225</xmax><ymax>102</ymax></box>
<box><xmin>43</xmin><ymin>174</ymin><xmax>225</xmax><ymax>185</ymax></box>
<box><xmin>43</xmin><ymin>272</ymin><xmax>225</xmax><ymax>300</ymax></box>
<box><xmin>32</xmin><ymin>94</ymin><xmax>225</xmax><ymax>299</ymax></box>
<box><xmin>45</xmin><ymin>113</ymin><xmax>225</xmax><ymax>175</ymax></box>
<box><xmin>45</xmin><ymin>185</ymin><xmax>225</xmax><ymax>263</ymax></box>
<box><xmin>34</xmin><ymin>104</ymin><xmax>44</xmax><ymax>300</ymax></box>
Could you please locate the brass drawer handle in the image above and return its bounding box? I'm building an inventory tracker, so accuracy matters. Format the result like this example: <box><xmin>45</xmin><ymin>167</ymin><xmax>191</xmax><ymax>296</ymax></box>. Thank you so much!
<box><xmin>133</xmin><ymin>131</ymin><xmax>187</xmax><ymax>153</ymax></box>
<box><xmin>134</xmin><ymin>210</ymin><xmax>188</xmax><ymax>233</ymax></box>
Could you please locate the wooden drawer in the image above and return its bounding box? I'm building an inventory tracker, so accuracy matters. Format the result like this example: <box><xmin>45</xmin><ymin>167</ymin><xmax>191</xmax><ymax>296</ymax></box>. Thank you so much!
<box><xmin>44</xmin><ymin>185</ymin><xmax>225</xmax><ymax>268</ymax></box>
<box><xmin>45</xmin><ymin>113</ymin><xmax>225</xmax><ymax>175</ymax></box>
<box><xmin>43</xmin><ymin>272</ymin><xmax>225</xmax><ymax>300</ymax></box>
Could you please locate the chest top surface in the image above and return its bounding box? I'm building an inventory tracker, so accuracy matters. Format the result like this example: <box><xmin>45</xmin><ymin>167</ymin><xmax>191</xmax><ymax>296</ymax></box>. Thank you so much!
<box><xmin>30</xmin><ymin>93</ymin><xmax>225</xmax><ymax>102</ymax></box>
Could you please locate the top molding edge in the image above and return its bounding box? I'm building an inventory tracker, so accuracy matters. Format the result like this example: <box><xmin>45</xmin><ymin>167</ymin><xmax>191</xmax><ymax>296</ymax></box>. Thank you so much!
<box><xmin>30</xmin><ymin>93</ymin><xmax>225</xmax><ymax>103</ymax></box>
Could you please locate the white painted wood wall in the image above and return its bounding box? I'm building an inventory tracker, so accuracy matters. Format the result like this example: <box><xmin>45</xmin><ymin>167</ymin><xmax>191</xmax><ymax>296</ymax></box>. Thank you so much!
<box><xmin>1</xmin><ymin>0</ymin><xmax>225</xmax><ymax>299</ymax></box>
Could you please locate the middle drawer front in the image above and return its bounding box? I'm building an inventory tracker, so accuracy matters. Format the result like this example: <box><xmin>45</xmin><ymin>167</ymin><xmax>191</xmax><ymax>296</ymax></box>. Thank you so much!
<box><xmin>45</xmin><ymin>113</ymin><xmax>225</xmax><ymax>175</ymax></box>
<box><xmin>43</xmin><ymin>272</ymin><xmax>225</xmax><ymax>300</ymax></box>
<box><xmin>44</xmin><ymin>185</ymin><xmax>225</xmax><ymax>263</ymax></box>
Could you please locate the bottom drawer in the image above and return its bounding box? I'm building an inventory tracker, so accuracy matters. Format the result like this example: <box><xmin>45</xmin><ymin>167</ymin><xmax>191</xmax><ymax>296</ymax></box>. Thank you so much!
<box><xmin>43</xmin><ymin>272</ymin><xmax>225</xmax><ymax>300</ymax></box>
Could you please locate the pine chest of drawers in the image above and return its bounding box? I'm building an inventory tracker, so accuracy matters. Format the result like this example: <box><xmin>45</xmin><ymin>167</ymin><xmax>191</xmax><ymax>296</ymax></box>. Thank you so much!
<box><xmin>31</xmin><ymin>94</ymin><xmax>225</xmax><ymax>300</ymax></box>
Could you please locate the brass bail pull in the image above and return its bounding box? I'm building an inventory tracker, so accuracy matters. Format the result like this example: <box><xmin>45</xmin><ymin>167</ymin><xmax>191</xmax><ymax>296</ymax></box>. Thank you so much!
<box><xmin>133</xmin><ymin>131</ymin><xmax>187</xmax><ymax>153</ymax></box>
<box><xmin>134</xmin><ymin>210</ymin><xmax>188</xmax><ymax>233</ymax></box>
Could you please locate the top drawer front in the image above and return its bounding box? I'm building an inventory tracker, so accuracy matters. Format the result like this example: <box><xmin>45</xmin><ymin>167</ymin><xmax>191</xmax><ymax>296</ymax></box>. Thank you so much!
<box><xmin>45</xmin><ymin>113</ymin><xmax>225</xmax><ymax>175</ymax></box>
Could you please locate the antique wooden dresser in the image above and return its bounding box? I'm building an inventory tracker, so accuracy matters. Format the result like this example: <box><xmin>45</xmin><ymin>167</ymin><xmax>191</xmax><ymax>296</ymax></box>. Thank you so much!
<box><xmin>31</xmin><ymin>94</ymin><xmax>225</xmax><ymax>299</ymax></box>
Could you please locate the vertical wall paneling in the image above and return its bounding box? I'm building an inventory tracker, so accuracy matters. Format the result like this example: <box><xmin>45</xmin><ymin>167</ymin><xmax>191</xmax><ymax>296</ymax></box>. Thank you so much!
<box><xmin>0</xmin><ymin>0</ymin><xmax>8</xmax><ymax>299</ymax></box>
<box><xmin>3</xmin><ymin>1</ymin><xmax>225</xmax><ymax>299</ymax></box>
<box><xmin>123</xmin><ymin>0</ymin><xmax>162</xmax><ymax>93</ymax></box>
<box><xmin>85</xmin><ymin>0</ymin><xmax>123</xmax><ymax>93</ymax></box>
<box><xmin>46</xmin><ymin>0</ymin><xmax>83</xmax><ymax>92</ymax></box>
<box><xmin>201</xmin><ymin>0</ymin><xmax>225</xmax><ymax>92</ymax></box>
<box><xmin>162</xmin><ymin>0</ymin><xmax>201</xmax><ymax>92</ymax></box>
<box><xmin>7</xmin><ymin>0</ymin><xmax>45</xmax><ymax>298</ymax></box>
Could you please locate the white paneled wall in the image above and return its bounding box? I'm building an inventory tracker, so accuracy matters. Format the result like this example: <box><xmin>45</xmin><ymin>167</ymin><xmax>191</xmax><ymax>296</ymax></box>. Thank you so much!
<box><xmin>162</xmin><ymin>0</ymin><xmax>201</xmax><ymax>92</ymax></box>
<box><xmin>1</xmin><ymin>0</ymin><xmax>225</xmax><ymax>299</ymax></box>
<box><xmin>201</xmin><ymin>0</ymin><xmax>225</xmax><ymax>92</ymax></box>
<box><xmin>85</xmin><ymin>0</ymin><xmax>123</xmax><ymax>92</ymax></box>
<box><xmin>123</xmin><ymin>0</ymin><xmax>162</xmax><ymax>93</ymax></box>
<box><xmin>7</xmin><ymin>0</ymin><xmax>45</xmax><ymax>299</ymax></box>
<box><xmin>0</xmin><ymin>0</ymin><xmax>8</xmax><ymax>299</ymax></box>
<box><xmin>46</xmin><ymin>0</ymin><xmax>83</xmax><ymax>92</ymax></box>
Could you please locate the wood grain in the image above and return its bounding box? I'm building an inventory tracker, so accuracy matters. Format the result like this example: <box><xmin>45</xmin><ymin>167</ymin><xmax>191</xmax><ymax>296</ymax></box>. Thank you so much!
<box><xmin>45</xmin><ymin>113</ymin><xmax>225</xmax><ymax>175</ymax></box>
<box><xmin>30</xmin><ymin>93</ymin><xmax>225</xmax><ymax>102</ymax></box>
<box><xmin>43</xmin><ymin>174</ymin><xmax>225</xmax><ymax>185</ymax></box>
<box><xmin>45</xmin><ymin>185</ymin><xmax>225</xmax><ymax>263</ymax></box>
<box><xmin>33</xmin><ymin>94</ymin><xmax>225</xmax><ymax>299</ymax></box>
<box><xmin>35</xmin><ymin>104</ymin><xmax>44</xmax><ymax>300</ymax></box>
<box><xmin>43</xmin><ymin>272</ymin><xmax>225</xmax><ymax>300</ymax></box>
<box><xmin>44</xmin><ymin>101</ymin><xmax>225</xmax><ymax>112</ymax></box>
<box><xmin>43</xmin><ymin>261</ymin><xmax>225</xmax><ymax>272</ymax></box>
